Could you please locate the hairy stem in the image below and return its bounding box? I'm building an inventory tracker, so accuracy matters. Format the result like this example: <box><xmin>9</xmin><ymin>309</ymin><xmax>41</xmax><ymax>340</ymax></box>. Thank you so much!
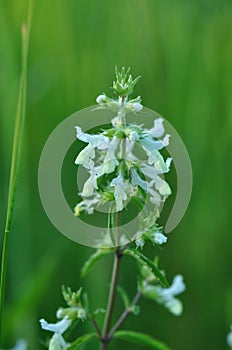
<box><xmin>0</xmin><ymin>1</ymin><xmax>34</xmax><ymax>343</ymax></box>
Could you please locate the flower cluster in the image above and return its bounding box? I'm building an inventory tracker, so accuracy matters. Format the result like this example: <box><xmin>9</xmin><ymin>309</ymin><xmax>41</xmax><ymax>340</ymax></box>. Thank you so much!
<box><xmin>74</xmin><ymin>67</ymin><xmax>172</xmax><ymax>238</ymax></box>
<box><xmin>39</xmin><ymin>287</ymin><xmax>86</xmax><ymax>349</ymax></box>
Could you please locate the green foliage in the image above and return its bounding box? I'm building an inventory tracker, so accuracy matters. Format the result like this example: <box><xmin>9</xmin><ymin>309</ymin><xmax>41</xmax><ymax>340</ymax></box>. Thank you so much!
<box><xmin>114</xmin><ymin>331</ymin><xmax>171</xmax><ymax>350</ymax></box>
<box><xmin>67</xmin><ymin>333</ymin><xmax>97</xmax><ymax>350</ymax></box>
<box><xmin>113</xmin><ymin>66</ymin><xmax>141</xmax><ymax>96</ymax></box>
<box><xmin>124</xmin><ymin>248</ymin><xmax>169</xmax><ymax>288</ymax></box>
<box><xmin>81</xmin><ymin>249</ymin><xmax>113</xmax><ymax>277</ymax></box>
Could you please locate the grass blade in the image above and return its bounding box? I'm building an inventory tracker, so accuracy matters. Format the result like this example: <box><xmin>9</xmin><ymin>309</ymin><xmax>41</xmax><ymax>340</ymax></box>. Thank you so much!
<box><xmin>0</xmin><ymin>0</ymin><xmax>34</xmax><ymax>343</ymax></box>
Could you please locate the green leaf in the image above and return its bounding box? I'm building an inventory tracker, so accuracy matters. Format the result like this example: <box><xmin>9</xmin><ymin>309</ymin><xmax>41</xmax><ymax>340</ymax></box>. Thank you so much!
<box><xmin>81</xmin><ymin>249</ymin><xmax>113</xmax><ymax>277</ymax></box>
<box><xmin>117</xmin><ymin>285</ymin><xmax>130</xmax><ymax>309</ymax></box>
<box><xmin>114</xmin><ymin>331</ymin><xmax>171</xmax><ymax>350</ymax></box>
<box><xmin>124</xmin><ymin>248</ymin><xmax>169</xmax><ymax>288</ymax></box>
<box><xmin>67</xmin><ymin>333</ymin><xmax>97</xmax><ymax>350</ymax></box>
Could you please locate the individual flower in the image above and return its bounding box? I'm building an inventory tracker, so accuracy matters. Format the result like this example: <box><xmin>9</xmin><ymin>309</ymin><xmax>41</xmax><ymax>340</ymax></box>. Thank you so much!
<box><xmin>39</xmin><ymin>317</ymin><xmax>71</xmax><ymax>334</ymax></box>
<box><xmin>48</xmin><ymin>333</ymin><xmax>69</xmax><ymax>350</ymax></box>
<box><xmin>147</xmin><ymin>117</ymin><xmax>165</xmax><ymax>138</ymax></box>
<box><xmin>39</xmin><ymin>318</ymin><xmax>71</xmax><ymax>350</ymax></box>
<box><xmin>227</xmin><ymin>325</ymin><xmax>232</xmax><ymax>348</ymax></box>
<box><xmin>152</xmin><ymin>232</ymin><xmax>168</xmax><ymax>245</ymax></box>
<box><xmin>110</xmin><ymin>173</ymin><xmax>133</xmax><ymax>211</ymax></box>
<box><xmin>143</xmin><ymin>274</ymin><xmax>186</xmax><ymax>316</ymax></box>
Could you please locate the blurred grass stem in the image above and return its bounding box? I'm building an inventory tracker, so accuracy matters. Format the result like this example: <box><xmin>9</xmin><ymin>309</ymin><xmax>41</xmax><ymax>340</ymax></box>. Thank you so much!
<box><xmin>0</xmin><ymin>0</ymin><xmax>34</xmax><ymax>343</ymax></box>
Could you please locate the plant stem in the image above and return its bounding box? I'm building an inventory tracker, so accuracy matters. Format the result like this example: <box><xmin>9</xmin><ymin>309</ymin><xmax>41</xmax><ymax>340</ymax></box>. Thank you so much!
<box><xmin>108</xmin><ymin>289</ymin><xmax>142</xmax><ymax>339</ymax></box>
<box><xmin>0</xmin><ymin>0</ymin><xmax>34</xmax><ymax>344</ymax></box>
<box><xmin>101</xmin><ymin>212</ymin><xmax>122</xmax><ymax>350</ymax></box>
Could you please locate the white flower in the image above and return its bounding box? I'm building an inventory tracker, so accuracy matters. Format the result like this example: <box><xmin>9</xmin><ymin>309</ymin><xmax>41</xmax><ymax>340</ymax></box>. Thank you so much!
<box><xmin>227</xmin><ymin>326</ymin><xmax>232</xmax><ymax>348</ymax></box>
<box><xmin>75</xmin><ymin>143</ymin><xmax>95</xmax><ymax>167</ymax></box>
<box><xmin>139</xmin><ymin>137</ymin><xmax>164</xmax><ymax>152</ymax></box>
<box><xmin>155</xmin><ymin>275</ymin><xmax>186</xmax><ymax>316</ymax></box>
<box><xmin>102</xmin><ymin>136</ymin><xmax>119</xmax><ymax>174</ymax></box>
<box><xmin>96</xmin><ymin>94</ymin><xmax>107</xmax><ymax>105</ymax></box>
<box><xmin>74</xmin><ymin>197</ymin><xmax>99</xmax><ymax>216</ymax></box>
<box><xmin>75</xmin><ymin>126</ymin><xmax>109</xmax><ymax>148</ymax></box>
<box><xmin>81</xmin><ymin>166</ymin><xmax>103</xmax><ymax>197</ymax></box>
<box><xmin>39</xmin><ymin>317</ymin><xmax>71</xmax><ymax>334</ymax></box>
<box><xmin>165</xmin><ymin>298</ymin><xmax>183</xmax><ymax>316</ymax></box>
<box><xmin>131</xmin><ymin>168</ymin><xmax>147</xmax><ymax>191</ymax></box>
<box><xmin>48</xmin><ymin>333</ymin><xmax>69</xmax><ymax>350</ymax></box>
<box><xmin>77</xmin><ymin>308</ymin><xmax>87</xmax><ymax>320</ymax></box>
<box><xmin>135</xmin><ymin>237</ymin><xmax>145</xmax><ymax>249</ymax></box>
<box><xmin>147</xmin><ymin>118</ymin><xmax>165</xmax><ymax>138</ymax></box>
<box><xmin>131</xmin><ymin>102</ymin><xmax>143</xmax><ymax>112</ymax></box>
<box><xmin>9</xmin><ymin>340</ymin><xmax>27</xmax><ymax>350</ymax></box>
<box><xmin>128</xmin><ymin>130</ymin><xmax>139</xmax><ymax>142</ymax></box>
<box><xmin>151</xmin><ymin>176</ymin><xmax>172</xmax><ymax>197</ymax></box>
<box><xmin>162</xmin><ymin>134</ymin><xmax>171</xmax><ymax>147</ymax></box>
<box><xmin>153</xmin><ymin>232</ymin><xmax>168</xmax><ymax>245</ymax></box>
<box><xmin>148</xmin><ymin>188</ymin><xmax>162</xmax><ymax>206</ymax></box>
<box><xmin>110</xmin><ymin>173</ymin><xmax>132</xmax><ymax>211</ymax></box>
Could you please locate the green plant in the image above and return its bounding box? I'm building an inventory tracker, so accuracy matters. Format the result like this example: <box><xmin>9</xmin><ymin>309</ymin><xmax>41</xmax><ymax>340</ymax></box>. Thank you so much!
<box><xmin>40</xmin><ymin>67</ymin><xmax>185</xmax><ymax>350</ymax></box>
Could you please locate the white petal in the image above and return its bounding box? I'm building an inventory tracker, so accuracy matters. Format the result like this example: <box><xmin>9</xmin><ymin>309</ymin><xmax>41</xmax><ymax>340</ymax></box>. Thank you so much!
<box><xmin>49</xmin><ymin>333</ymin><xmax>68</xmax><ymax>350</ymax></box>
<box><xmin>75</xmin><ymin>144</ymin><xmax>95</xmax><ymax>166</ymax></box>
<box><xmin>148</xmin><ymin>118</ymin><xmax>164</xmax><ymax>138</ymax></box>
<box><xmin>110</xmin><ymin>173</ymin><xmax>131</xmax><ymax>211</ymax></box>
<box><xmin>131</xmin><ymin>168</ymin><xmax>147</xmax><ymax>190</ymax></box>
<box><xmin>39</xmin><ymin>318</ymin><xmax>71</xmax><ymax>334</ymax></box>
<box><xmin>162</xmin><ymin>134</ymin><xmax>171</xmax><ymax>146</ymax></box>
<box><xmin>165</xmin><ymin>298</ymin><xmax>183</xmax><ymax>316</ymax></box>
<box><xmin>140</xmin><ymin>137</ymin><xmax>164</xmax><ymax>152</ymax></box>
<box><xmin>153</xmin><ymin>232</ymin><xmax>168</xmax><ymax>245</ymax></box>
<box><xmin>167</xmin><ymin>275</ymin><xmax>186</xmax><ymax>296</ymax></box>
<box><xmin>75</xmin><ymin>126</ymin><xmax>109</xmax><ymax>147</ymax></box>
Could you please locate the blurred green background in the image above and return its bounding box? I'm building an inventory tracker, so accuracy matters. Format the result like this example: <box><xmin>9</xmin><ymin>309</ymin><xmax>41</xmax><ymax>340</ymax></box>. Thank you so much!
<box><xmin>1</xmin><ymin>0</ymin><xmax>232</xmax><ymax>349</ymax></box>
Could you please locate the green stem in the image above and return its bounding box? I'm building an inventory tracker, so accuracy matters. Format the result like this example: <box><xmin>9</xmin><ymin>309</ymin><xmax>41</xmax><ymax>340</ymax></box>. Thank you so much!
<box><xmin>100</xmin><ymin>214</ymin><xmax>122</xmax><ymax>350</ymax></box>
<box><xmin>0</xmin><ymin>0</ymin><xmax>34</xmax><ymax>344</ymax></box>
<box><xmin>108</xmin><ymin>289</ymin><xmax>142</xmax><ymax>339</ymax></box>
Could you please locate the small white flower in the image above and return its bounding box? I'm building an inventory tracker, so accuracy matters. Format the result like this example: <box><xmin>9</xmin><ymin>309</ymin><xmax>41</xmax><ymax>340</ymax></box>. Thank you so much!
<box><xmin>110</xmin><ymin>173</ymin><xmax>132</xmax><ymax>211</ymax></box>
<box><xmin>162</xmin><ymin>133</ymin><xmax>171</xmax><ymax>147</ymax></box>
<box><xmin>75</xmin><ymin>126</ymin><xmax>109</xmax><ymax>148</ymax></box>
<box><xmin>81</xmin><ymin>166</ymin><xmax>102</xmax><ymax>197</ymax></box>
<box><xmin>165</xmin><ymin>298</ymin><xmax>183</xmax><ymax>316</ymax></box>
<box><xmin>227</xmin><ymin>326</ymin><xmax>232</xmax><ymax>348</ymax></box>
<box><xmin>75</xmin><ymin>144</ymin><xmax>95</xmax><ymax>167</ymax></box>
<box><xmin>10</xmin><ymin>340</ymin><xmax>27</xmax><ymax>350</ymax></box>
<box><xmin>77</xmin><ymin>308</ymin><xmax>87</xmax><ymax>320</ymax></box>
<box><xmin>135</xmin><ymin>237</ymin><xmax>145</xmax><ymax>249</ymax></box>
<box><xmin>147</xmin><ymin>118</ymin><xmax>164</xmax><ymax>138</ymax></box>
<box><xmin>74</xmin><ymin>197</ymin><xmax>99</xmax><ymax>216</ymax></box>
<box><xmin>153</xmin><ymin>232</ymin><xmax>168</xmax><ymax>245</ymax></box>
<box><xmin>155</xmin><ymin>274</ymin><xmax>186</xmax><ymax>316</ymax></box>
<box><xmin>48</xmin><ymin>333</ymin><xmax>69</xmax><ymax>350</ymax></box>
<box><xmin>131</xmin><ymin>168</ymin><xmax>147</xmax><ymax>191</ymax></box>
<box><xmin>147</xmin><ymin>187</ymin><xmax>162</xmax><ymax>206</ymax></box>
<box><xmin>128</xmin><ymin>130</ymin><xmax>139</xmax><ymax>142</ymax></box>
<box><xmin>39</xmin><ymin>317</ymin><xmax>71</xmax><ymax>334</ymax></box>
<box><xmin>102</xmin><ymin>136</ymin><xmax>119</xmax><ymax>174</ymax></box>
<box><xmin>96</xmin><ymin>94</ymin><xmax>107</xmax><ymax>105</ymax></box>
<box><xmin>139</xmin><ymin>137</ymin><xmax>164</xmax><ymax>152</ymax></box>
<box><xmin>151</xmin><ymin>176</ymin><xmax>172</xmax><ymax>197</ymax></box>
<box><xmin>131</xmin><ymin>102</ymin><xmax>143</xmax><ymax>112</ymax></box>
